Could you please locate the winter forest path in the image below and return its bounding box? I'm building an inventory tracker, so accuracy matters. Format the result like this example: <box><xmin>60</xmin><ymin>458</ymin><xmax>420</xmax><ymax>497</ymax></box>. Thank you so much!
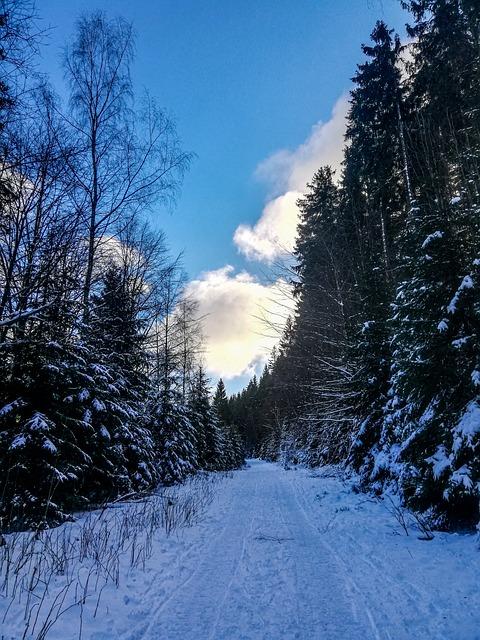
<box><xmin>101</xmin><ymin>459</ymin><xmax>480</xmax><ymax>640</ymax></box>
<box><xmin>118</xmin><ymin>461</ymin><xmax>384</xmax><ymax>640</ymax></box>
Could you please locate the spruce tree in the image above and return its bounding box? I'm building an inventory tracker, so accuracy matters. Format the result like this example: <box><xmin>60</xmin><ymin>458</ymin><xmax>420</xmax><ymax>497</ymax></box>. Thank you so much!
<box><xmin>344</xmin><ymin>22</ymin><xmax>407</xmax><ymax>477</ymax></box>
<box><xmin>289</xmin><ymin>167</ymin><xmax>353</xmax><ymax>461</ymax></box>
<box><xmin>0</xmin><ymin>302</ymin><xmax>92</xmax><ymax>529</ymax></box>
<box><xmin>374</xmin><ymin>0</ymin><xmax>480</xmax><ymax>525</ymax></box>
<box><xmin>212</xmin><ymin>378</ymin><xmax>245</xmax><ymax>469</ymax></box>
<box><xmin>151</xmin><ymin>387</ymin><xmax>198</xmax><ymax>485</ymax></box>
<box><xmin>293</xmin><ymin>166</ymin><xmax>341</xmax><ymax>405</ymax></box>
<box><xmin>79</xmin><ymin>265</ymin><xmax>158</xmax><ymax>499</ymax></box>
<box><xmin>213</xmin><ymin>379</ymin><xmax>230</xmax><ymax>425</ymax></box>
<box><xmin>189</xmin><ymin>367</ymin><xmax>223</xmax><ymax>470</ymax></box>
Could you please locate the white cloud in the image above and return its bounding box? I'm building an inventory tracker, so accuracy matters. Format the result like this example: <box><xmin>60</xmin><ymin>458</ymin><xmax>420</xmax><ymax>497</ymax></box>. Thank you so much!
<box><xmin>233</xmin><ymin>191</ymin><xmax>302</xmax><ymax>262</ymax></box>
<box><xmin>183</xmin><ymin>96</ymin><xmax>349</xmax><ymax>383</ymax></box>
<box><xmin>398</xmin><ymin>38</ymin><xmax>416</xmax><ymax>80</ymax></box>
<box><xmin>185</xmin><ymin>266</ymin><xmax>293</xmax><ymax>380</ymax></box>
<box><xmin>234</xmin><ymin>95</ymin><xmax>348</xmax><ymax>263</ymax></box>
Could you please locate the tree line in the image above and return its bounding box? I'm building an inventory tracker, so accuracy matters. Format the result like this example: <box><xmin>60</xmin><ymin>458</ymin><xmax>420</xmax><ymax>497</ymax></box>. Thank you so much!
<box><xmin>0</xmin><ymin>2</ymin><xmax>243</xmax><ymax>531</ymax></box>
<box><xmin>235</xmin><ymin>0</ymin><xmax>480</xmax><ymax>528</ymax></box>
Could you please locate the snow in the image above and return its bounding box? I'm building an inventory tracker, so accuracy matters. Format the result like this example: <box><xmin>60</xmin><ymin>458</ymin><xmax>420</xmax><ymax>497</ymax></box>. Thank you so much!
<box><xmin>456</xmin><ymin>402</ymin><xmax>480</xmax><ymax>438</ymax></box>
<box><xmin>1</xmin><ymin>461</ymin><xmax>480</xmax><ymax>640</ymax></box>
<box><xmin>28</xmin><ymin>412</ymin><xmax>50</xmax><ymax>431</ymax></box>
<box><xmin>0</xmin><ymin>399</ymin><xmax>23</xmax><ymax>416</ymax></box>
<box><xmin>426</xmin><ymin>445</ymin><xmax>450</xmax><ymax>479</ymax></box>
<box><xmin>99</xmin><ymin>425</ymin><xmax>111</xmax><ymax>439</ymax></box>
<box><xmin>42</xmin><ymin>437</ymin><xmax>58</xmax><ymax>453</ymax></box>
<box><xmin>450</xmin><ymin>465</ymin><xmax>474</xmax><ymax>490</ymax></box>
<box><xmin>421</xmin><ymin>230</ymin><xmax>443</xmax><ymax>249</ymax></box>
<box><xmin>9</xmin><ymin>434</ymin><xmax>26</xmax><ymax>449</ymax></box>
<box><xmin>93</xmin><ymin>398</ymin><xmax>106</xmax><ymax>411</ymax></box>
<box><xmin>452</xmin><ymin>336</ymin><xmax>471</xmax><ymax>349</ymax></box>
<box><xmin>419</xmin><ymin>401</ymin><xmax>436</xmax><ymax>426</ymax></box>
<box><xmin>472</xmin><ymin>370</ymin><xmax>480</xmax><ymax>387</ymax></box>
<box><xmin>437</xmin><ymin>319</ymin><xmax>448</xmax><ymax>332</ymax></box>
<box><xmin>79</xmin><ymin>388</ymin><xmax>90</xmax><ymax>401</ymax></box>
<box><xmin>447</xmin><ymin>275</ymin><xmax>475</xmax><ymax>314</ymax></box>
<box><xmin>453</xmin><ymin>401</ymin><xmax>480</xmax><ymax>455</ymax></box>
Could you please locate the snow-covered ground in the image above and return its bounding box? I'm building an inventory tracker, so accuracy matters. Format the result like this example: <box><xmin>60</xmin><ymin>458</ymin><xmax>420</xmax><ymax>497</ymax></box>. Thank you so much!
<box><xmin>1</xmin><ymin>460</ymin><xmax>479</xmax><ymax>639</ymax></box>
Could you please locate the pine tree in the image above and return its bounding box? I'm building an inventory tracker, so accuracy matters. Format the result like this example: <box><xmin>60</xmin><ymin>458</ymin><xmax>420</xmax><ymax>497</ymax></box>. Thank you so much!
<box><xmin>403</xmin><ymin>0</ymin><xmax>480</xmax><ymax>137</ymax></box>
<box><xmin>288</xmin><ymin>167</ymin><xmax>354</xmax><ymax>461</ymax></box>
<box><xmin>373</xmin><ymin>0</ymin><xmax>480</xmax><ymax>525</ymax></box>
<box><xmin>151</xmin><ymin>387</ymin><xmax>198</xmax><ymax>485</ymax></box>
<box><xmin>434</xmin><ymin>253</ymin><xmax>480</xmax><ymax>520</ymax></box>
<box><xmin>258</xmin><ymin>319</ymin><xmax>297</xmax><ymax>458</ymax></box>
<box><xmin>293</xmin><ymin>167</ymin><xmax>342</xmax><ymax>402</ymax></box>
<box><xmin>212</xmin><ymin>378</ymin><xmax>245</xmax><ymax>469</ymax></box>
<box><xmin>189</xmin><ymin>367</ymin><xmax>223</xmax><ymax>470</ymax></box>
<box><xmin>79</xmin><ymin>265</ymin><xmax>158</xmax><ymax>499</ymax></box>
<box><xmin>345</xmin><ymin>22</ymin><xmax>408</xmax><ymax>476</ymax></box>
<box><xmin>0</xmin><ymin>303</ymin><xmax>92</xmax><ymax>529</ymax></box>
<box><xmin>213</xmin><ymin>379</ymin><xmax>230</xmax><ymax>425</ymax></box>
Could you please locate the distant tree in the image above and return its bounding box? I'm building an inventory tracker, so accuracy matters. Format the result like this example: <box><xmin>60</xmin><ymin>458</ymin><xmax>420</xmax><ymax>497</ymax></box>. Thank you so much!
<box><xmin>213</xmin><ymin>379</ymin><xmax>230</xmax><ymax>426</ymax></box>
<box><xmin>189</xmin><ymin>367</ymin><xmax>222</xmax><ymax>470</ymax></box>
<box><xmin>151</xmin><ymin>387</ymin><xmax>198</xmax><ymax>485</ymax></box>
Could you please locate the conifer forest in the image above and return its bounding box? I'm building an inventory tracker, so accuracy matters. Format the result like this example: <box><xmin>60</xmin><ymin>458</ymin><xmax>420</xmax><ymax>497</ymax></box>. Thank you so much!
<box><xmin>0</xmin><ymin>1</ymin><xmax>479</xmax><ymax>639</ymax></box>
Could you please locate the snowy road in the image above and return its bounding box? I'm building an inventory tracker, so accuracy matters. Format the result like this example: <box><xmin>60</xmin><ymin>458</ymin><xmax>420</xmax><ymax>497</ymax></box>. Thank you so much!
<box><xmin>5</xmin><ymin>460</ymin><xmax>478</xmax><ymax>639</ymax></box>
<box><xmin>123</xmin><ymin>459</ymin><xmax>375</xmax><ymax>640</ymax></box>
<box><xmin>109</xmin><ymin>460</ymin><xmax>479</xmax><ymax>640</ymax></box>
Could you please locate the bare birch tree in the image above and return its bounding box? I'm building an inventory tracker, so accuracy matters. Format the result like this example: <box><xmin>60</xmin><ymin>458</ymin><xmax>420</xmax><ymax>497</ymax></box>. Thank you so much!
<box><xmin>63</xmin><ymin>12</ymin><xmax>191</xmax><ymax>318</ymax></box>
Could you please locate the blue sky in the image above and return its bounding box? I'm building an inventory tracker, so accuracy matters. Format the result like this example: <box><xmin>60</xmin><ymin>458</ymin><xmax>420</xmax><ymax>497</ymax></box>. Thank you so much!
<box><xmin>38</xmin><ymin>0</ymin><xmax>408</xmax><ymax>390</ymax></box>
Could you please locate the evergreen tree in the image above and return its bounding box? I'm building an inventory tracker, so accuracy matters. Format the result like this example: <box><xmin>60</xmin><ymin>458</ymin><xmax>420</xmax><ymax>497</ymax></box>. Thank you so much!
<box><xmin>151</xmin><ymin>387</ymin><xmax>198</xmax><ymax>485</ymax></box>
<box><xmin>404</xmin><ymin>0</ymin><xmax>480</xmax><ymax>137</ymax></box>
<box><xmin>0</xmin><ymin>301</ymin><xmax>92</xmax><ymax>528</ymax></box>
<box><xmin>441</xmin><ymin>254</ymin><xmax>480</xmax><ymax>518</ymax></box>
<box><xmin>289</xmin><ymin>167</ymin><xmax>353</xmax><ymax>461</ymax></box>
<box><xmin>373</xmin><ymin>0</ymin><xmax>480</xmax><ymax>525</ymax></box>
<box><xmin>212</xmin><ymin>378</ymin><xmax>245</xmax><ymax>470</ymax></box>
<box><xmin>345</xmin><ymin>22</ymin><xmax>408</xmax><ymax>475</ymax></box>
<box><xmin>293</xmin><ymin>167</ymin><xmax>342</xmax><ymax>402</ymax></box>
<box><xmin>77</xmin><ymin>265</ymin><xmax>158</xmax><ymax>500</ymax></box>
<box><xmin>189</xmin><ymin>367</ymin><xmax>222</xmax><ymax>470</ymax></box>
<box><xmin>213</xmin><ymin>379</ymin><xmax>230</xmax><ymax>425</ymax></box>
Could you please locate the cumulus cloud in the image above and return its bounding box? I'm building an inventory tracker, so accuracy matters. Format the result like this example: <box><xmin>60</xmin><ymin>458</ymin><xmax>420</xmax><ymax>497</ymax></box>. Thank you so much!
<box><xmin>185</xmin><ymin>266</ymin><xmax>293</xmax><ymax>380</ymax></box>
<box><xmin>233</xmin><ymin>191</ymin><xmax>302</xmax><ymax>262</ymax></box>
<box><xmin>183</xmin><ymin>96</ymin><xmax>349</xmax><ymax>380</ymax></box>
<box><xmin>234</xmin><ymin>95</ymin><xmax>349</xmax><ymax>263</ymax></box>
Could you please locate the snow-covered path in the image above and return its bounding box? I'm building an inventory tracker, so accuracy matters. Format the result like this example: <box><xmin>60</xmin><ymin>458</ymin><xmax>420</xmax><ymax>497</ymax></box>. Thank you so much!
<box><xmin>124</xmin><ymin>459</ymin><xmax>375</xmax><ymax>640</ymax></box>
<box><xmin>110</xmin><ymin>460</ymin><xmax>479</xmax><ymax>640</ymax></box>
<box><xmin>3</xmin><ymin>460</ymin><xmax>479</xmax><ymax>640</ymax></box>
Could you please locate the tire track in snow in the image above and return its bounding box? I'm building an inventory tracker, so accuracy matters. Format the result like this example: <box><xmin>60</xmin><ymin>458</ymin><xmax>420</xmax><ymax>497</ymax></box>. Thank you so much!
<box><xmin>206</xmin><ymin>475</ymin><xmax>260</xmax><ymax>640</ymax></box>
<box><xmin>128</xmin><ymin>469</ymin><xmax>263</xmax><ymax>640</ymax></box>
<box><xmin>283</xmin><ymin>470</ymin><xmax>382</xmax><ymax>640</ymax></box>
<box><xmin>121</xmin><ymin>462</ymin><xmax>401</xmax><ymax>640</ymax></box>
<box><xmin>121</xmin><ymin>474</ymin><xmax>255</xmax><ymax>640</ymax></box>
<box><xmin>208</xmin><ymin>463</ymin><xmax>302</xmax><ymax>639</ymax></box>
<box><xmin>288</xmin><ymin>472</ymin><xmax>447</xmax><ymax>639</ymax></box>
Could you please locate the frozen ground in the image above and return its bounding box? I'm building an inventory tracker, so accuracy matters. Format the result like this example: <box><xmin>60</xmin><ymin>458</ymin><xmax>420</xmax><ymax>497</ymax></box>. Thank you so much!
<box><xmin>1</xmin><ymin>459</ymin><xmax>479</xmax><ymax>639</ymax></box>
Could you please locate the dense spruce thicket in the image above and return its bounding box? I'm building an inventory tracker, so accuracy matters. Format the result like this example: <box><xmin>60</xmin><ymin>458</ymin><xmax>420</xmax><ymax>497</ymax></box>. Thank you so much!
<box><xmin>234</xmin><ymin>1</ymin><xmax>480</xmax><ymax>528</ymax></box>
<box><xmin>0</xmin><ymin>3</ymin><xmax>243</xmax><ymax>531</ymax></box>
